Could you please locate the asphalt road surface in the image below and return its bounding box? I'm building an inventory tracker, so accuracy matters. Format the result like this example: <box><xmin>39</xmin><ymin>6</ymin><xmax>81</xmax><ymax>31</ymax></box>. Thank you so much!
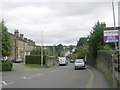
<box><xmin>2</xmin><ymin>63</ymin><xmax>111</xmax><ymax>88</ymax></box>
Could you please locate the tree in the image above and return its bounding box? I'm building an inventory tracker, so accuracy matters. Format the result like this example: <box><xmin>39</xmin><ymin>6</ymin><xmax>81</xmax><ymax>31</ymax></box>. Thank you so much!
<box><xmin>88</xmin><ymin>21</ymin><xmax>106</xmax><ymax>64</ymax></box>
<box><xmin>30</xmin><ymin>46</ymin><xmax>48</xmax><ymax>56</ymax></box>
<box><xmin>69</xmin><ymin>45</ymin><xmax>75</xmax><ymax>52</ymax></box>
<box><xmin>30</xmin><ymin>47</ymin><xmax>41</xmax><ymax>55</ymax></box>
<box><xmin>55</xmin><ymin>44</ymin><xmax>64</xmax><ymax>56</ymax></box>
<box><xmin>1</xmin><ymin>20</ymin><xmax>12</xmax><ymax>57</ymax></box>
<box><xmin>77</xmin><ymin>37</ymin><xmax>87</xmax><ymax>47</ymax></box>
<box><xmin>76</xmin><ymin>46</ymin><xmax>85</xmax><ymax>59</ymax></box>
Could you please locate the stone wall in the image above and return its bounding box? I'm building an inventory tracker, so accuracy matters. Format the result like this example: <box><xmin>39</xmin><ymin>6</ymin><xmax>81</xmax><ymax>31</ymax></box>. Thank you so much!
<box><xmin>46</xmin><ymin>56</ymin><xmax>58</xmax><ymax>67</ymax></box>
<box><xmin>96</xmin><ymin>50</ymin><xmax>119</xmax><ymax>88</ymax></box>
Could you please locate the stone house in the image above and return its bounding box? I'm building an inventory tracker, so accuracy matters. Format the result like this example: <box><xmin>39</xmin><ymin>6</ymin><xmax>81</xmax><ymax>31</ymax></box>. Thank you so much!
<box><xmin>9</xmin><ymin>30</ymin><xmax>36</xmax><ymax>61</ymax></box>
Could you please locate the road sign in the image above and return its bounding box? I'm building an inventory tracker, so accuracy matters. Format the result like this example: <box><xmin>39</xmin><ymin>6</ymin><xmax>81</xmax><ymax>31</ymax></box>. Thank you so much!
<box><xmin>104</xmin><ymin>30</ymin><xmax>119</xmax><ymax>43</ymax></box>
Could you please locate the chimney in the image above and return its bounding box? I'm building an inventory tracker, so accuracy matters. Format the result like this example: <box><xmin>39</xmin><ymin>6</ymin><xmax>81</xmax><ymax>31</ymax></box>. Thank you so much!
<box><xmin>24</xmin><ymin>38</ymin><xmax>28</xmax><ymax>42</ymax></box>
<box><xmin>14</xmin><ymin>30</ymin><xmax>19</xmax><ymax>38</ymax></box>
<box><xmin>20</xmin><ymin>34</ymin><xmax>24</xmax><ymax>39</ymax></box>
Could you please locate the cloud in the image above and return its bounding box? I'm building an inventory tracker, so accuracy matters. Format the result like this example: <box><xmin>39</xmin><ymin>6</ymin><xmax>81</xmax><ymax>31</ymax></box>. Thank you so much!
<box><xmin>2</xmin><ymin>1</ymin><xmax>118</xmax><ymax>46</ymax></box>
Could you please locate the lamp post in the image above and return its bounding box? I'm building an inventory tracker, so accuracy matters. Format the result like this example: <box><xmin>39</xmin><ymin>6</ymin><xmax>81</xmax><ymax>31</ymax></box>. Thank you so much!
<box><xmin>53</xmin><ymin>44</ymin><xmax>55</xmax><ymax>56</ymax></box>
<box><xmin>41</xmin><ymin>31</ymin><xmax>43</xmax><ymax>66</ymax></box>
<box><xmin>15</xmin><ymin>36</ymin><xmax>16</xmax><ymax>61</ymax></box>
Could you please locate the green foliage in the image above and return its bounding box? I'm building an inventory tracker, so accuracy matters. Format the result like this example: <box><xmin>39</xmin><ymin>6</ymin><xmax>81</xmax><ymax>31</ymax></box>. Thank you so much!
<box><xmin>103</xmin><ymin>45</ymin><xmax>112</xmax><ymax>50</ymax></box>
<box><xmin>77</xmin><ymin>37</ymin><xmax>87</xmax><ymax>47</ymax></box>
<box><xmin>55</xmin><ymin>44</ymin><xmax>64</xmax><ymax>56</ymax></box>
<box><xmin>46</xmin><ymin>46</ymin><xmax>55</xmax><ymax>56</ymax></box>
<box><xmin>69</xmin><ymin>45</ymin><xmax>75</xmax><ymax>52</ymax></box>
<box><xmin>25</xmin><ymin>55</ymin><xmax>46</xmax><ymax>64</ymax></box>
<box><xmin>76</xmin><ymin>46</ymin><xmax>85</xmax><ymax>59</ymax></box>
<box><xmin>0</xmin><ymin>20</ymin><xmax>12</xmax><ymax>56</ymax></box>
<box><xmin>48</xmin><ymin>51</ymin><xmax>54</xmax><ymax>56</ymax></box>
<box><xmin>30</xmin><ymin>46</ymin><xmax>48</xmax><ymax>57</ymax></box>
<box><xmin>2</xmin><ymin>61</ymin><xmax>13</xmax><ymax>71</ymax></box>
<box><xmin>30</xmin><ymin>47</ymin><xmax>41</xmax><ymax>55</ymax></box>
<box><xmin>88</xmin><ymin>21</ymin><xmax>106</xmax><ymax>60</ymax></box>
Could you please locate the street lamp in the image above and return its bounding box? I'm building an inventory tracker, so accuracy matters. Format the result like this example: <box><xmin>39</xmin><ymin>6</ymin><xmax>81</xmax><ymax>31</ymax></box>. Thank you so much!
<box><xmin>41</xmin><ymin>31</ymin><xmax>43</xmax><ymax>66</ymax></box>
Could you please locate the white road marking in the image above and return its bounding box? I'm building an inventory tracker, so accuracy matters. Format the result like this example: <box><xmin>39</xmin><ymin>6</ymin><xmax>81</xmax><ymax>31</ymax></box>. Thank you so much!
<box><xmin>20</xmin><ymin>77</ymin><xmax>27</xmax><ymax>79</ymax></box>
<box><xmin>48</xmin><ymin>70</ymin><xmax>57</xmax><ymax>73</ymax></box>
<box><xmin>19</xmin><ymin>69</ymin><xmax>57</xmax><ymax>80</ymax></box>
<box><xmin>5</xmin><ymin>82</ymin><xmax>14</xmax><ymax>86</ymax></box>
<box><xmin>86</xmin><ymin>69</ymin><xmax>94</xmax><ymax>88</ymax></box>
<box><xmin>23</xmin><ymin>69</ymin><xmax>40</xmax><ymax>72</ymax></box>
<box><xmin>1</xmin><ymin>81</ymin><xmax>14</xmax><ymax>87</ymax></box>
<box><xmin>20</xmin><ymin>73</ymin><xmax>41</xmax><ymax>80</ymax></box>
<box><xmin>2</xmin><ymin>81</ymin><xmax>7</xmax><ymax>85</ymax></box>
<box><xmin>27</xmin><ymin>74</ymin><xmax>41</xmax><ymax>79</ymax></box>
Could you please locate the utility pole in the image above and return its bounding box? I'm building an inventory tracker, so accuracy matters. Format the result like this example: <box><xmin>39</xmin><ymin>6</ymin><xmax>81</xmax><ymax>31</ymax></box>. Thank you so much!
<box><xmin>53</xmin><ymin>44</ymin><xmax>55</xmax><ymax>56</ymax></box>
<box><xmin>112</xmin><ymin>0</ymin><xmax>117</xmax><ymax>50</ymax></box>
<box><xmin>112</xmin><ymin>1</ymin><xmax>119</xmax><ymax>72</ymax></box>
<box><xmin>0</xmin><ymin>24</ymin><xmax>2</xmax><ymax>59</ymax></box>
<box><xmin>41</xmin><ymin>31</ymin><xmax>43</xmax><ymax>66</ymax></box>
<box><xmin>118</xmin><ymin>2</ymin><xmax>120</xmax><ymax>72</ymax></box>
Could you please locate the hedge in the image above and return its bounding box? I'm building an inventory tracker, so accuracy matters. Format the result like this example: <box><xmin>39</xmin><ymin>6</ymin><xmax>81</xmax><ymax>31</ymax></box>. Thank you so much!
<box><xmin>25</xmin><ymin>55</ymin><xmax>46</xmax><ymax>64</ymax></box>
<box><xmin>1</xmin><ymin>61</ymin><xmax>13</xmax><ymax>71</ymax></box>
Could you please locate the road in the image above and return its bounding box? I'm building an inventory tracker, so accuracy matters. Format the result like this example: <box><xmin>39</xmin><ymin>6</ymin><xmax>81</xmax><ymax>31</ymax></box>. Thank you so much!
<box><xmin>2</xmin><ymin>63</ymin><xmax>111</xmax><ymax>88</ymax></box>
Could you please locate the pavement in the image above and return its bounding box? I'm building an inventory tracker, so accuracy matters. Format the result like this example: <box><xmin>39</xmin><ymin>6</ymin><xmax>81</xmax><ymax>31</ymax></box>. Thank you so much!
<box><xmin>1</xmin><ymin>63</ymin><xmax>111</xmax><ymax>88</ymax></box>
<box><xmin>115</xmin><ymin>71</ymin><xmax>120</xmax><ymax>87</ymax></box>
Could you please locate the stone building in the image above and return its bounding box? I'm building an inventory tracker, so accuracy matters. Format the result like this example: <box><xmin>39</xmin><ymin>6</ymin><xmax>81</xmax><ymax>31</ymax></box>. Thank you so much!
<box><xmin>9</xmin><ymin>30</ymin><xmax>36</xmax><ymax>60</ymax></box>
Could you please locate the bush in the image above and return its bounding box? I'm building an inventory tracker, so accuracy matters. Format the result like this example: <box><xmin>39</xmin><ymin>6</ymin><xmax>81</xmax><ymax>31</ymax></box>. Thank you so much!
<box><xmin>103</xmin><ymin>45</ymin><xmax>112</xmax><ymax>50</ymax></box>
<box><xmin>2</xmin><ymin>61</ymin><xmax>13</xmax><ymax>71</ymax></box>
<box><xmin>25</xmin><ymin>55</ymin><xmax>46</xmax><ymax>64</ymax></box>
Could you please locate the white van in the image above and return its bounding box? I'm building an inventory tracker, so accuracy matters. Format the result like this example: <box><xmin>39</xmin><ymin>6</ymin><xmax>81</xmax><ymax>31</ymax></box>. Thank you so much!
<box><xmin>58</xmin><ymin>57</ymin><xmax>67</xmax><ymax>66</ymax></box>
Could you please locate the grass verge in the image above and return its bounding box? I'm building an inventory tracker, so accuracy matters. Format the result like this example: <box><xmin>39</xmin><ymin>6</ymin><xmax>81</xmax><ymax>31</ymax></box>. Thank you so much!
<box><xmin>25</xmin><ymin>64</ymin><xmax>49</xmax><ymax>68</ymax></box>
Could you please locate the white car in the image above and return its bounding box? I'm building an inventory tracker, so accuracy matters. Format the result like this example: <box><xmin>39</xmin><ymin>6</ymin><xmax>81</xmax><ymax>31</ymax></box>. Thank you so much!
<box><xmin>15</xmin><ymin>58</ymin><xmax>23</xmax><ymax>63</ymax></box>
<box><xmin>70</xmin><ymin>60</ymin><xmax>74</xmax><ymax>63</ymax></box>
<box><xmin>74</xmin><ymin>59</ymin><xmax>85</xmax><ymax>70</ymax></box>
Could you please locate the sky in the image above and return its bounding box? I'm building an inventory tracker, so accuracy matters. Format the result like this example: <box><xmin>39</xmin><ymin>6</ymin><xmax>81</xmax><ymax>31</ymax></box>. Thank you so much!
<box><xmin>0</xmin><ymin>0</ymin><xmax>119</xmax><ymax>46</ymax></box>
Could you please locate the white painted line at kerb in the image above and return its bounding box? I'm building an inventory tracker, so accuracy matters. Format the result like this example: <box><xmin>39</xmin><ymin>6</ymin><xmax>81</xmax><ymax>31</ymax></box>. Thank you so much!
<box><xmin>86</xmin><ymin>69</ymin><xmax>94</xmax><ymax>88</ymax></box>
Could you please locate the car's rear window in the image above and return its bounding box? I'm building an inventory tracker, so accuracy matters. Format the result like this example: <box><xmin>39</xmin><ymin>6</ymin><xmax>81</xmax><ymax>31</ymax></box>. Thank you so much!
<box><xmin>75</xmin><ymin>60</ymin><xmax>84</xmax><ymax>63</ymax></box>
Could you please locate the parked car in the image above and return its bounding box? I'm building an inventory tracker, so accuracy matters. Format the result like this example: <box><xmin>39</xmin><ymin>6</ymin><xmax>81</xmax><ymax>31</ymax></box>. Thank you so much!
<box><xmin>6</xmin><ymin>57</ymin><xmax>14</xmax><ymax>62</ymax></box>
<box><xmin>70</xmin><ymin>60</ymin><xmax>74</xmax><ymax>63</ymax></box>
<box><xmin>14</xmin><ymin>58</ymin><xmax>23</xmax><ymax>63</ymax></box>
<box><xmin>74</xmin><ymin>59</ymin><xmax>85</xmax><ymax>70</ymax></box>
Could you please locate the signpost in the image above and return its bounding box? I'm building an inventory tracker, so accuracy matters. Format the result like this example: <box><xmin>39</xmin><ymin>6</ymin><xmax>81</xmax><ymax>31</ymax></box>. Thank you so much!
<box><xmin>104</xmin><ymin>30</ymin><xmax>119</xmax><ymax>43</ymax></box>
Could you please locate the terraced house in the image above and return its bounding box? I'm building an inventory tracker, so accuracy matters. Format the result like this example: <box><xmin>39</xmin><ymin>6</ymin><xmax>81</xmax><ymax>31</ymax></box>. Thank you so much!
<box><xmin>9</xmin><ymin>30</ymin><xmax>36</xmax><ymax>61</ymax></box>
